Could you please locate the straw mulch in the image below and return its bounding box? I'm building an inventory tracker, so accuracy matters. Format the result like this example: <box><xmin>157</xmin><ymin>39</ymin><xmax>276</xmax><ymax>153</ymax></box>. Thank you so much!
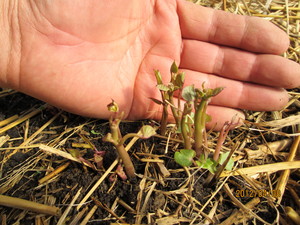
<box><xmin>0</xmin><ymin>0</ymin><xmax>299</xmax><ymax>224</ymax></box>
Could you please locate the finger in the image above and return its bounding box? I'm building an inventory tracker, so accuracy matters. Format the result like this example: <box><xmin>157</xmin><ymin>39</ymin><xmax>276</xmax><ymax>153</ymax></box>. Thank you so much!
<box><xmin>149</xmin><ymin>99</ymin><xmax>245</xmax><ymax>131</ymax></box>
<box><xmin>178</xmin><ymin>69</ymin><xmax>289</xmax><ymax>111</ymax></box>
<box><xmin>180</xmin><ymin>40</ymin><xmax>300</xmax><ymax>89</ymax></box>
<box><xmin>176</xmin><ymin>0</ymin><xmax>289</xmax><ymax>54</ymax></box>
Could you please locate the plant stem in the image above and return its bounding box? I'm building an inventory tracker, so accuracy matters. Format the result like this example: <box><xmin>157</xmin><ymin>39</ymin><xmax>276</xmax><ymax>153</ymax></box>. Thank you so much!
<box><xmin>181</xmin><ymin>102</ymin><xmax>192</xmax><ymax>150</ymax></box>
<box><xmin>119</xmin><ymin>133</ymin><xmax>140</xmax><ymax>146</ymax></box>
<box><xmin>108</xmin><ymin>113</ymin><xmax>136</xmax><ymax>179</ymax></box>
<box><xmin>160</xmin><ymin>102</ymin><xmax>168</xmax><ymax>136</ymax></box>
<box><xmin>194</xmin><ymin>100</ymin><xmax>208</xmax><ymax>157</ymax></box>
<box><xmin>213</xmin><ymin>122</ymin><xmax>230</xmax><ymax>161</ymax></box>
<box><xmin>169</xmin><ymin>95</ymin><xmax>180</xmax><ymax>127</ymax></box>
<box><xmin>115</xmin><ymin>144</ymin><xmax>136</xmax><ymax>179</ymax></box>
<box><xmin>110</xmin><ymin>119</ymin><xmax>120</xmax><ymax>143</ymax></box>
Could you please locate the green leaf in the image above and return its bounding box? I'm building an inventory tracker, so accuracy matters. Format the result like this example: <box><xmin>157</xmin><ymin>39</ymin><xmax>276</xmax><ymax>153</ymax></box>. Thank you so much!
<box><xmin>107</xmin><ymin>100</ymin><xmax>119</xmax><ymax>112</ymax></box>
<box><xmin>203</xmin><ymin>158</ymin><xmax>217</xmax><ymax>173</ymax></box>
<box><xmin>195</xmin><ymin>88</ymin><xmax>206</xmax><ymax>99</ymax></box>
<box><xmin>202</xmin><ymin>87</ymin><xmax>224</xmax><ymax>99</ymax></box>
<box><xmin>174</xmin><ymin>72</ymin><xmax>185</xmax><ymax>88</ymax></box>
<box><xmin>170</xmin><ymin>61</ymin><xmax>178</xmax><ymax>74</ymax></box>
<box><xmin>196</xmin><ymin>155</ymin><xmax>218</xmax><ymax>173</ymax></box>
<box><xmin>182</xmin><ymin>85</ymin><xmax>196</xmax><ymax>101</ymax></box>
<box><xmin>174</xmin><ymin>149</ymin><xmax>195</xmax><ymax>167</ymax></box>
<box><xmin>91</xmin><ymin>130</ymin><xmax>101</xmax><ymax>135</ymax></box>
<box><xmin>225</xmin><ymin>158</ymin><xmax>234</xmax><ymax>171</ymax></box>
<box><xmin>157</xmin><ymin>84</ymin><xmax>170</xmax><ymax>92</ymax></box>
<box><xmin>211</xmin><ymin>87</ymin><xmax>225</xmax><ymax>97</ymax></box>
<box><xmin>218</xmin><ymin>151</ymin><xmax>228</xmax><ymax>165</ymax></box>
<box><xmin>140</xmin><ymin>125</ymin><xmax>156</xmax><ymax>139</ymax></box>
<box><xmin>68</xmin><ymin>148</ymin><xmax>80</xmax><ymax>158</ymax></box>
<box><xmin>218</xmin><ymin>152</ymin><xmax>234</xmax><ymax>171</ymax></box>
<box><xmin>167</xmin><ymin>83</ymin><xmax>175</xmax><ymax>92</ymax></box>
<box><xmin>155</xmin><ymin>70</ymin><xmax>163</xmax><ymax>85</ymax></box>
<box><xmin>205</xmin><ymin>114</ymin><xmax>212</xmax><ymax>123</ymax></box>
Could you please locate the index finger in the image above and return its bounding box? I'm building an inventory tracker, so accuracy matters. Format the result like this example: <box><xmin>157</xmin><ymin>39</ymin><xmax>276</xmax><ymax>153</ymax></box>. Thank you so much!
<box><xmin>177</xmin><ymin>0</ymin><xmax>290</xmax><ymax>54</ymax></box>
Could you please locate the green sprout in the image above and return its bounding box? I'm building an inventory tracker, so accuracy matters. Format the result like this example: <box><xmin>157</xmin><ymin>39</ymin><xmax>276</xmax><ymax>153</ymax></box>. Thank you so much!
<box><xmin>153</xmin><ymin>61</ymin><xmax>185</xmax><ymax>135</ymax></box>
<box><xmin>103</xmin><ymin>100</ymin><xmax>156</xmax><ymax>179</ymax></box>
<box><xmin>174</xmin><ymin>149</ymin><xmax>234</xmax><ymax>174</ymax></box>
<box><xmin>152</xmin><ymin>62</ymin><xmax>234</xmax><ymax>175</ymax></box>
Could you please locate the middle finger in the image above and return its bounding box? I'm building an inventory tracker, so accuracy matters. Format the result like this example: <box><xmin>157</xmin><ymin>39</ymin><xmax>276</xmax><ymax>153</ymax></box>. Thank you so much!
<box><xmin>180</xmin><ymin>39</ymin><xmax>299</xmax><ymax>89</ymax></box>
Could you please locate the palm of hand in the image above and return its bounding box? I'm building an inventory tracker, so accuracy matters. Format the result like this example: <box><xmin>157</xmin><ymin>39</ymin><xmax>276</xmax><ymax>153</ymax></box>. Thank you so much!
<box><xmin>17</xmin><ymin>0</ymin><xmax>179</xmax><ymax>119</ymax></box>
<box><xmin>7</xmin><ymin>0</ymin><xmax>299</xmax><ymax>130</ymax></box>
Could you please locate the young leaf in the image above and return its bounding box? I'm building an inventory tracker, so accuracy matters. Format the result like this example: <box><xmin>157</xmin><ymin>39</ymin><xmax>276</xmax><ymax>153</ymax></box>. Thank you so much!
<box><xmin>205</xmin><ymin>113</ymin><xmax>212</xmax><ymax>123</ymax></box>
<box><xmin>157</xmin><ymin>84</ymin><xmax>170</xmax><ymax>92</ymax></box>
<box><xmin>218</xmin><ymin>151</ymin><xmax>229</xmax><ymax>165</ymax></box>
<box><xmin>174</xmin><ymin>72</ymin><xmax>185</xmax><ymax>89</ymax></box>
<box><xmin>195</xmin><ymin>88</ymin><xmax>205</xmax><ymax>99</ymax></box>
<box><xmin>182</xmin><ymin>85</ymin><xmax>196</xmax><ymax>101</ymax></box>
<box><xmin>174</xmin><ymin>149</ymin><xmax>195</xmax><ymax>167</ymax></box>
<box><xmin>218</xmin><ymin>152</ymin><xmax>234</xmax><ymax>171</ymax></box>
<box><xmin>116</xmin><ymin>164</ymin><xmax>128</xmax><ymax>181</ymax></box>
<box><xmin>170</xmin><ymin>61</ymin><xmax>178</xmax><ymax>74</ymax></box>
<box><xmin>154</xmin><ymin>70</ymin><xmax>163</xmax><ymax>85</ymax></box>
<box><xmin>211</xmin><ymin>87</ymin><xmax>225</xmax><ymax>97</ymax></box>
<box><xmin>94</xmin><ymin>153</ymin><xmax>103</xmax><ymax>169</ymax></box>
<box><xmin>197</xmin><ymin>157</ymin><xmax>217</xmax><ymax>173</ymax></box>
<box><xmin>107</xmin><ymin>100</ymin><xmax>119</xmax><ymax>112</ymax></box>
<box><xmin>91</xmin><ymin>130</ymin><xmax>101</xmax><ymax>135</ymax></box>
<box><xmin>68</xmin><ymin>148</ymin><xmax>80</xmax><ymax>158</ymax></box>
<box><xmin>167</xmin><ymin>83</ymin><xmax>175</xmax><ymax>92</ymax></box>
<box><xmin>225</xmin><ymin>158</ymin><xmax>234</xmax><ymax>171</ymax></box>
<box><xmin>140</xmin><ymin>125</ymin><xmax>156</xmax><ymax>139</ymax></box>
<box><xmin>202</xmin><ymin>158</ymin><xmax>217</xmax><ymax>174</ymax></box>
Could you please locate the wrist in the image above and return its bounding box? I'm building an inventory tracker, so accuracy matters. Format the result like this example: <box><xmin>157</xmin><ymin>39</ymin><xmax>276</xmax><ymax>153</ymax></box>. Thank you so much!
<box><xmin>0</xmin><ymin>0</ymin><xmax>20</xmax><ymax>88</ymax></box>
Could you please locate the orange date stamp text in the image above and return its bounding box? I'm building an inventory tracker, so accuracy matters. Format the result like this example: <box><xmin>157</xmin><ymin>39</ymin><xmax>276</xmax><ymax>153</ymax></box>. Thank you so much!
<box><xmin>234</xmin><ymin>189</ymin><xmax>281</xmax><ymax>198</ymax></box>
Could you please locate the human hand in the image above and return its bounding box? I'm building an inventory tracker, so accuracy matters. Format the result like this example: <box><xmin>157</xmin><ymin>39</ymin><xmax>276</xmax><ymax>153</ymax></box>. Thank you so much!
<box><xmin>1</xmin><ymin>0</ymin><xmax>299</xmax><ymax>130</ymax></box>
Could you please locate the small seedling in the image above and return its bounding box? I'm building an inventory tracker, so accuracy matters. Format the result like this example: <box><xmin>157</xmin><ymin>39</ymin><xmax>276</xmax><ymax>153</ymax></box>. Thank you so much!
<box><xmin>103</xmin><ymin>100</ymin><xmax>156</xmax><ymax>179</ymax></box>
<box><xmin>153</xmin><ymin>61</ymin><xmax>185</xmax><ymax>135</ymax></box>
<box><xmin>174</xmin><ymin>149</ymin><xmax>234</xmax><ymax>174</ymax></box>
<box><xmin>152</xmin><ymin>62</ymin><xmax>234</xmax><ymax>175</ymax></box>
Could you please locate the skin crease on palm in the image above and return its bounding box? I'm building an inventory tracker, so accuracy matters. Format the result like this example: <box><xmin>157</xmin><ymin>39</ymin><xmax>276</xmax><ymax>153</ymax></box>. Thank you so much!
<box><xmin>1</xmin><ymin>0</ymin><xmax>300</xmax><ymax>130</ymax></box>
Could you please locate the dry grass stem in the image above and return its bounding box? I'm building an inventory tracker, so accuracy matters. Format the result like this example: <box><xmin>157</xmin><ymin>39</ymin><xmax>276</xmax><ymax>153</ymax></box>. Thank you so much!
<box><xmin>257</xmin><ymin>114</ymin><xmax>300</xmax><ymax>130</ymax></box>
<box><xmin>3</xmin><ymin>112</ymin><xmax>62</xmax><ymax>164</ymax></box>
<box><xmin>92</xmin><ymin>197</ymin><xmax>126</xmax><ymax>224</ymax></box>
<box><xmin>0</xmin><ymin>194</ymin><xmax>60</xmax><ymax>216</ymax></box>
<box><xmin>276</xmin><ymin>133</ymin><xmax>300</xmax><ymax>203</ymax></box>
<box><xmin>0</xmin><ymin>135</ymin><xmax>9</xmax><ymax>147</ymax></box>
<box><xmin>219</xmin><ymin>196</ymin><xmax>261</xmax><ymax>225</ymax></box>
<box><xmin>220</xmin><ymin>161</ymin><xmax>300</xmax><ymax>177</ymax></box>
<box><xmin>285</xmin><ymin>206</ymin><xmax>300</xmax><ymax>224</ymax></box>
<box><xmin>57</xmin><ymin>187</ymin><xmax>82</xmax><ymax>225</ymax></box>
<box><xmin>69</xmin><ymin>206</ymin><xmax>88</xmax><ymax>225</ymax></box>
<box><xmin>245</xmin><ymin>138</ymin><xmax>293</xmax><ymax>159</ymax></box>
<box><xmin>79</xmin><ymin>205</ymin><xmax>98</xmax><ymax>225</ymax></box>
<box><xmin>0</xmin><ymin>105</ymin><xmax>47</xmax><ymax>134</ymax></box>
<box><xmin>222</xmin><ymin>184</ymin><xmax>271</xmax><ymax>224</ymax></box>
<box><xmin>39</xmin><ymin>144</ymin><xmax>91</xmax><ymax>167</ymax></box>
<box><xmin>0</xmin><ymin>115</ymin><xmax>19</xmax><ymax>127</ymax></box>
<box><xmin>38</xmin><ymin>162</ymin><xmax>70</xmax><ymax>184</ymax></box>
